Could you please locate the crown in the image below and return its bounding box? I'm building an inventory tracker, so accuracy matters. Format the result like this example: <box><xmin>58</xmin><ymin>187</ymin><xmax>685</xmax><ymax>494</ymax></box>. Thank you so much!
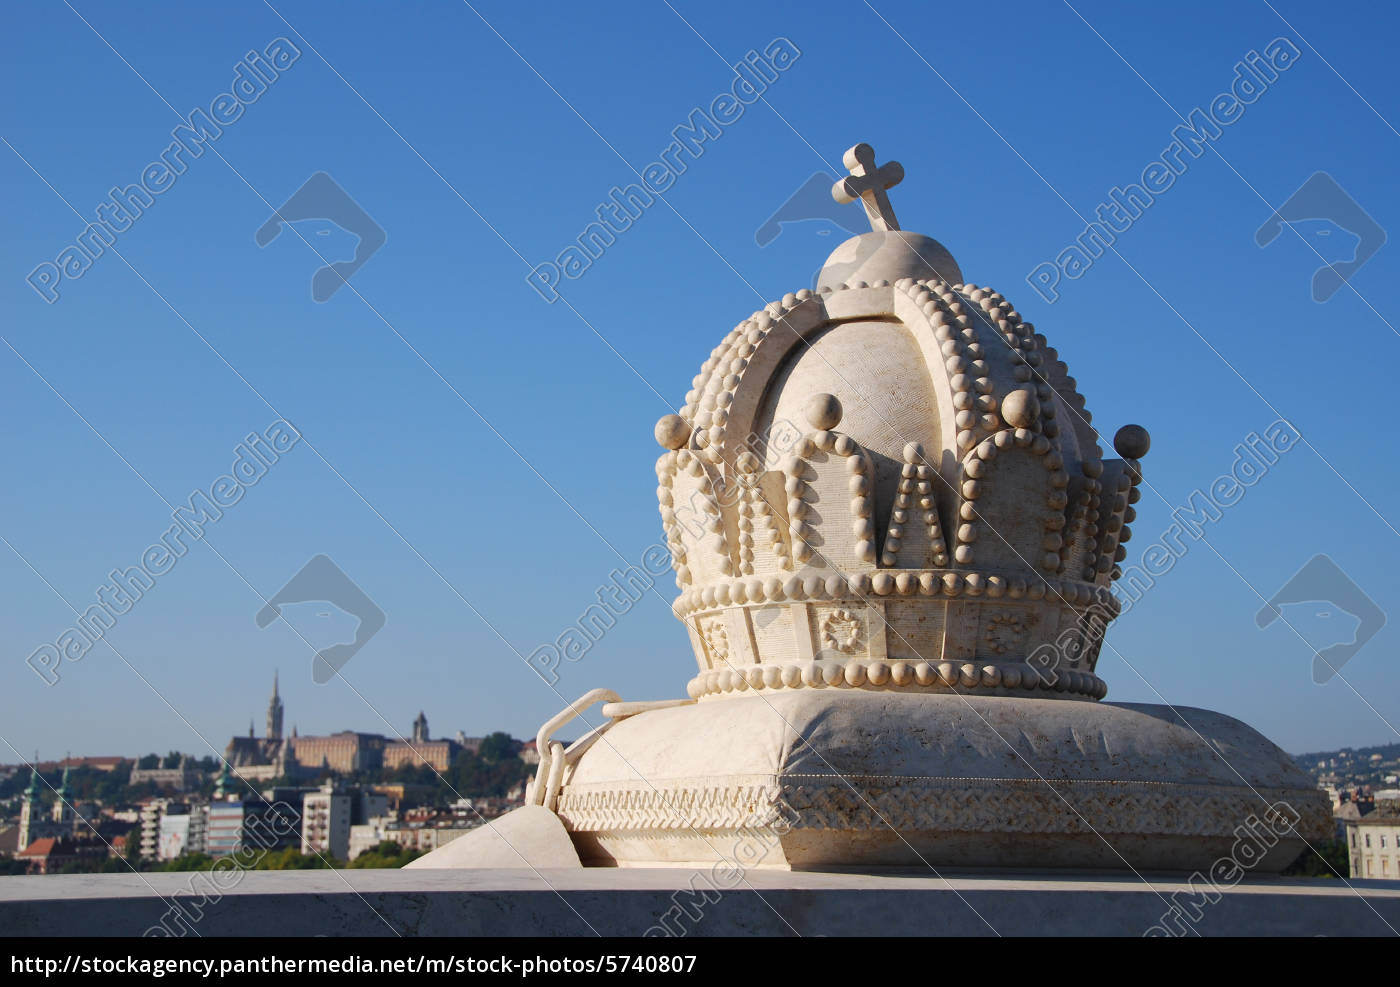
<box><xmin>654</xmin><ymin>144</ymin><xmax>1151</xmax><ymax>703</ymax></box>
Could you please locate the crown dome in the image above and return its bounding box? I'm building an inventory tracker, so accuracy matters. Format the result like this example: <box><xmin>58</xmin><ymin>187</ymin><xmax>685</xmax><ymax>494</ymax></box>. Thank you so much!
<box><xmin>817</xmin><ymin>230</ymin><xmax>962</xmax><ymax>292</ymax></box>
<box><xmin>654</xmin><ymin>145</ymin><xmax>1149</xmax><ymax>705</ymax></box>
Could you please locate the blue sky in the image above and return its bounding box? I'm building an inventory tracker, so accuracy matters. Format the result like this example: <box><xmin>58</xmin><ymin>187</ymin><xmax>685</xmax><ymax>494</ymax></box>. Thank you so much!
<box><xmin>1</xmin><ymin>0</ymin><xmax>1397</xmax><ymax>761</ymax></box>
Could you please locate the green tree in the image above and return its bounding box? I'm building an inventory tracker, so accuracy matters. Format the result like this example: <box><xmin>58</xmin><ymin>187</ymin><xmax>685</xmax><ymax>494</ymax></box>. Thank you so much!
<box><xmin>1282</xmin><ymin>838</ymin><xmax>1350</xmax><ymax>878</ymax></box>
<box><xmin>444</xmin><ymin>747</ymin><xmax>531</xmax><ymax>801</ymax></box>
<box><xmin>155</xmin><ymin>852</ymin><xmax>215</xmax><ymax>872</ymax></box>
<box><xmin>252</xmin><ymin>847</ymin><xmax>333</xmax><ymax>870</ymax></box>
<box><xmin>92</xmin><ymin>761</ymin><xmax>133</xmax><ymax>802</ymax></box>
<box><xmin>348</xmin><ymin>840</ymin><xmax>422</xmax><ymax>869</ymax></box>
<box><xmin>477</xmin><ymin>732</ymin><xmax>516</xmax><ymax>762</ymax></box>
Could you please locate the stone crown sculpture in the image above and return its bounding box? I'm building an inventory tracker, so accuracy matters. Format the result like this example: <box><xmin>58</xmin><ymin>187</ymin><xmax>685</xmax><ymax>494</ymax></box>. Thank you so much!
<box><xmin>654</xmin><ymin>142</ymin><xmax>1148</xmax><ymax>705</ymax></box>
<box><xmin>417</xmin><ymin>143</ymin><xmax>1328</xmax><ymax>874</ymax></box>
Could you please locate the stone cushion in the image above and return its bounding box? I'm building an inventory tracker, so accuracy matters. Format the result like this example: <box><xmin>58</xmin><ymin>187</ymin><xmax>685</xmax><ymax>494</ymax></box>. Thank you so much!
<box><xmin>556</xmin><ymin>692</ymin><xmax>1329</xmax><ymax>871</ymax></box>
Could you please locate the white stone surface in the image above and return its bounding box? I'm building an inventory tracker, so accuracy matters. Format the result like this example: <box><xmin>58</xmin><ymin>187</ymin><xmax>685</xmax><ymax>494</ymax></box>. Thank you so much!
<box><xmin>830</xmin><ymin>143</ymin><xmax>905</xmax><ymax>233</ymax></box>
<box><xmin>0</xmin><ymin>870</ymin><xmax>1395</xmax><ymax>937</ymax></box>
<box><xmin>659</xmin><ymin>234</ymin><xmax>1135</xmax><ymax>703</ymax></box>
<box><xmin>554</xmin><ymin>692</ymin><xmax>1327</xmax><ymax>870</ymax></box>
<box><xmin>405</xmin><ymin>805</ymin><xmax>580</xmax><ymax>870</ymax></box>
<box><xmin>816</xmin><ymin>230</ymin><xmax>962</xmax><ymax>290</ymax></box>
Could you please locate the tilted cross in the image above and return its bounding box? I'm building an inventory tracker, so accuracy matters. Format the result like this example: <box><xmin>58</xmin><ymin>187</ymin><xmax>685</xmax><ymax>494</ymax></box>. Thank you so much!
<box><xmin>831</xmin><ymin>143</ymin><xmax>904</xmax><ymax>233</ymax></box>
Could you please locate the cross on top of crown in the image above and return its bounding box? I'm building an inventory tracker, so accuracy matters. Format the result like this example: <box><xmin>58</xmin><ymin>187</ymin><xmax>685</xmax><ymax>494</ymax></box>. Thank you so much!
<box><xmin>831</xmin><ymin>143</ymin><xmax>904</xmax><ymax>233</ymax></box>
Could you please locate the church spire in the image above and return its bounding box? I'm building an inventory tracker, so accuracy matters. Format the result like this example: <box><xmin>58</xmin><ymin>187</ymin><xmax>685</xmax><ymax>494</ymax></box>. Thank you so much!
<box><xmin>214</xmin><ymin>760</ymin><xmax>234</xmax><ymax>800</ymax></box>
<box><xmin>23</xmin><ymin>758</ymin><xmax>41</xmax><ymax>802</ymax></box>
<box><xmin>266</xmin><ymin>671</ymin><xmax>284</xmax><ymax>741</ymax></box>
<box><xmin>52</xmin><ymin>756</ymin><xmax>74</xmax><ymax>827</ymax></box>
<box><xmin>19</xmin><ymin>756</ymin><xmax>42</xmax><ymax>852</ymax></box>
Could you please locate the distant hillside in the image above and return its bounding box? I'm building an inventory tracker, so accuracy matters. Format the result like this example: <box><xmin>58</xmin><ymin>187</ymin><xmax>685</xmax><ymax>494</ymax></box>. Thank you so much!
<box><xmin>1293</xmin><ymin>741</ymin><xmax>1400</xmax><ymax>792</ymax></box>
<box><xmin>1294</xmin><ymin>741</ymin><xmax>1400</xmax><ymax>768</ymax></box>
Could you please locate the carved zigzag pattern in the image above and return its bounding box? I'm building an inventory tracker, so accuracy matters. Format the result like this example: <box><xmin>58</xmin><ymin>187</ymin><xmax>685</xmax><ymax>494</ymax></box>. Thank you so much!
<box><xmin>557</xmin><ymin>783</ymin><xmax>781</xmax><ymax>832</ymax></box>
<box><xmin>556</xmin><ymin>777</ymin><xmax>1330</xmax><ymax>841</ymax></box>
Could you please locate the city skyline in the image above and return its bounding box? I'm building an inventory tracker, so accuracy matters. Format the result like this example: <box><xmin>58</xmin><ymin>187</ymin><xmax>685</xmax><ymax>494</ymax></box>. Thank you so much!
<box><xmin>3</xmin><ymin>672</ymin><xmax>519</xmax><ymax>766</ymax></box>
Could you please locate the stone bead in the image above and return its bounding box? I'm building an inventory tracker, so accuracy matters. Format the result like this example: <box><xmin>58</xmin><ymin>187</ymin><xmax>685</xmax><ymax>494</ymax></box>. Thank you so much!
<box><xmin>1114</xmin><ymin>424</ymin><xmax>1151</xmax><ymax>460</ymax></box>
<box><xmin>806</xmin><ymin>392</ymin><xmax>843</xmax><ymax>431</ymax></box>
<box><xmin>1001</xmin><ymin>387</ymin><xmax>1039</xmax><ymax>428</ymax></box>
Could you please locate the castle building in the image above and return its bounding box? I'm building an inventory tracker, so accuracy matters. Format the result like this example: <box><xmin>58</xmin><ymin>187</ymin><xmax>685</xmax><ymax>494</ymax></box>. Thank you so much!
<box><xmin>285</xmin><ymin>732</ymin><xmax>388</xmax><ymax>774</ymax></box>
<box><xmin>225</xmin><ymin>676</ymin><xmax>457</xmax><ymax>777</ymax></box>
<box><xmin>383</xmin><ymin>712</ymin><xmax>455</xmax><ymax>772</ymax></box>
<box><xmin>129</xmin><ymin>755</ymin><xmax>203</xmax><ymax>792</ymax></box>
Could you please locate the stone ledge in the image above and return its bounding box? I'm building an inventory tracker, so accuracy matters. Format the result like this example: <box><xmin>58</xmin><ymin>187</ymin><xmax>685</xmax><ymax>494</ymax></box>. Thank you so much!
<box><xmin>1</xmin><ymin>870</ymin><xmax>1397</xmax><ymax>937</ymax></box>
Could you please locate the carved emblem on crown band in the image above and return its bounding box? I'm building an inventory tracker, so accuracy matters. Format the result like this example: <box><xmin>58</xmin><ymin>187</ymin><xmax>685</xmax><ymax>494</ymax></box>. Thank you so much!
<box><xmin>820</xmin><ymin>609</ymin><xmax>864</xmax><ymax>655</ymax></box>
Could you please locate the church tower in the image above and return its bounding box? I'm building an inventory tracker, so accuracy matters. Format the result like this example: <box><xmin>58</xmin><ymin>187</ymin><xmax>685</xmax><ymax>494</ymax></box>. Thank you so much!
<box><xmin>412</xmin><ymin>711</ymin><xmax>429</xmax><ymax>744</ymax></box>
<box><xmin>266</xmin><ymin>671</ymin><xmax>284</xmax><ymax>741</ymax></box>
<box><xmin>18</xmin><ymin>764</ymin><xmax>42</xmax><ymax>850</ymax></box>
<box><xmin>214</xmin><ymin>760</ymin><xmax>235</xmax><ymax>801</ymax></box>
<box><xmin>51</xmin><ymin>762</ymin><xmax>75</xmax><ymax>830</ymax></box>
